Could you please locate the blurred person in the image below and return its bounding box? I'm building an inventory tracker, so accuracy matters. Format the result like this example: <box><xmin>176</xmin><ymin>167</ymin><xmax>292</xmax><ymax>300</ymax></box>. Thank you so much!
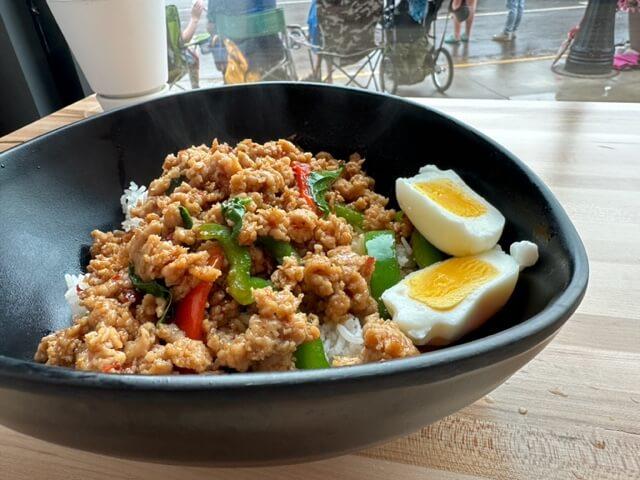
<box><xmin>408</xmin><ymin>0</ymin><xmax>428</xmax><ymax>22</ymax></box>
<box><xmin>166</xmin><ymin>0</ymin><xmax>206</xmax><ymax>89</ymax></box>
<box><xmin>306</xmin><ymin>0</ymin><xmax>321</xmax><ymax>80</ymax></box>
<box><xmin>493</xmin><ymin>0</ymin><xmax>525</xmax><ymax>42</ymax></box>
<box><xmin>206</xmin><ymin>0</ymin><xmax>287</xmax><ymax>80</ymax></box>
<box><xmin>182</xmin><ymin>0</ymin><xmax>205</xmax><ymax>45</ymax></box>
<box><xmin>445</xmin><ymin>0</ymin><xmax>477</xmax><ymax>44</ymax></box>
<box><xmin>182</xmin><ymin>0</ymin><xmax>205</xmax><ymax>87</ymax></box>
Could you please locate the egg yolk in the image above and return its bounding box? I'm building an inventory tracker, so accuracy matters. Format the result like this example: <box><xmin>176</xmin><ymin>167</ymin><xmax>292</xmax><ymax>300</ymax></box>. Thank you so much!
<box><xmin>407</xmin><ymin>257</ymin><xmax>498</xmax><ymax>310</ymax></box>
<box><xmin>415</xmin><ymin>179</ymin><xmax>487</xmax><ymax>217</ymax></box>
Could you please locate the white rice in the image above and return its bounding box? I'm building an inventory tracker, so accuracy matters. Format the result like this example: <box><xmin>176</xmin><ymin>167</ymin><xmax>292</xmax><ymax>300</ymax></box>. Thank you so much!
<box><xmin>396</xmin><ymin>237</ymin><xmax>416</xmax><ymax>275</ymax></box>
<box><xmin>400</xmin><ymin>236</ymin><xmax>412</xmax><ymax>256</ymax></box>
<box><xmin>64</xmin><ymin>273</ymin><xmax>89</xmax><ymax>318</ymax></box>
<box><xmin>119</xmin><ymin>181</ymin><xmax>148</xmax><ymax>231</ymax></box>
<box><xmin>64</xmin><ymin>182</ymin><xmax>148</xmax><ymax>316</ymax></box>
<box><xmin>320</xmin><ymin>316</ymin><xmax>364</xmax><ymax>362</ymax></box>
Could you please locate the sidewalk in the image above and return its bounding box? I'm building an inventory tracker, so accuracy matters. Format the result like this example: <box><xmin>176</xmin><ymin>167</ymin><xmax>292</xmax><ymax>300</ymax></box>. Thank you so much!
<box><xmin>182</xmin><ymin>53</ymin><xmax>640</xmax><ymax>103</ymax></box>
<box><xmin>397</xmin><ymin>55</ymin><xmax>640</xmax><ymax>102</ymax></box>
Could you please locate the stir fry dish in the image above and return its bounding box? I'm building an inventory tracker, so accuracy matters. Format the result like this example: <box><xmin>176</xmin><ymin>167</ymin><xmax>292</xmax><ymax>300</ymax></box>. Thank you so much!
<box><xmin>35</xmin><ymin>139</ymin><xmax>538</xmax><ymax>374</ymax></box>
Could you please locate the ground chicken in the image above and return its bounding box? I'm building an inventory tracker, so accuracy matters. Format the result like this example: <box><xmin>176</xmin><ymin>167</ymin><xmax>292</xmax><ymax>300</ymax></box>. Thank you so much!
<box><xmin>361</xmin><ymin>314</ymin><xmax>419</xmax><ymax>362</ymax></box>
<box><xmin>214</xmin><ymin>287</ymin><xmax>319</xmax><ymax>372</ymax></box>
<box><xmin>36</xmin><ymin>140</ymin><xmax>416</xmax><ymax>374</ymax></box>
<box><xmin>300</xmin><ymin>247</ymin><xmax>378</xmax><ymax>322</ymax></box>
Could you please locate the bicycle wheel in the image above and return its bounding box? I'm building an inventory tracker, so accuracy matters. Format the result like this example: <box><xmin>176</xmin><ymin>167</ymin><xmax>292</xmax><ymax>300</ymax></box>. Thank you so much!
<box><xmin>379</xmin><ymin>54</ymin><xmax>398</xmax><ymax>95</ymax></box>
<box><xmin>431</xmin><ymin>48</ymin><xmax>454</xmax><ymax>93</ymax></box>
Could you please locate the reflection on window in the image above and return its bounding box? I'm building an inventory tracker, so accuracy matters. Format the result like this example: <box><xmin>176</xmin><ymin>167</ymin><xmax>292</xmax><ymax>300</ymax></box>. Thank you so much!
<box><xmin>164</xmin><ymin>0</ymin><xmax>639</xmax><ymax>102</ymax></box>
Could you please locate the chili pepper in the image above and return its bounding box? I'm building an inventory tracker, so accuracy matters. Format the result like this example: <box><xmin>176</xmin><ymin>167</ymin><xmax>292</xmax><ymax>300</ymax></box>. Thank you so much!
<box><xmin>292</xmin><ymin>162</ymin><xmax>316</xmax><ymax>211</ymax></box>
<box><xmin>179</xmin><ymin>205</ymin><xmax>193</xmax><ymax>229</ymax></box>
<box><xmin>174</xmin><ymin>281</ymin><xmax>212</xmax><ymax>340</ymax></box>
<box><xmin>294</xmin><ymin>338</ymin><xmax>330</xmax><ymax>369</ymax></box>
<box><xmin>334</xmin><ymin>204</ymin><xmax>365</xmax><ymax>230</ymax></box>
<box><xmin>196</xmin><ymin>223</ymin><xmax>270</xmax><ymax>305</ymax></box>
<box><xmin>118</xmin><ymin>288</ymin><xmax>140</xmax><ymax>305</ymax></box>
<box><xmin>364</xmin><ymin>230</ymin><xmax>402</xmax><ymax>318</ymax></box>
<box><xmin>363</xmin><ymin>256</ymin><xmax>376</xmax><ymax>280</ymax></box>
<box><xmin>259</xmin><ymin>236</ymin><xmax>298</xmax><ymax>264</ymax></box>
<box><xmin>293</xmin><ymin>163</ymin><xmax>344</xmax><ymax>216</ymax></box>
<box><xmin>410</xmin><ymin>230</ymin><xmax>446</xmax><ymax>269</ymax></box>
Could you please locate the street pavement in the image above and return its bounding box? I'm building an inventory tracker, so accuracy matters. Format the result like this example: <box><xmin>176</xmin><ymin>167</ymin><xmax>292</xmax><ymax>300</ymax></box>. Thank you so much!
<box><xmin>168</xmin><ymin>0</ymin><xmax>639</xmax><ymax>102</ymax></box>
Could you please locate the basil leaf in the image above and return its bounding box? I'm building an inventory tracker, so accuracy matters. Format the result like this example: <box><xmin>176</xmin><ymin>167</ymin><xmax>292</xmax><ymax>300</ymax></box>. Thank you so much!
<box><xmin>128</xmin><ymin>265</ymin><xmax>172</xmax><ymax>324</ymax></box>
<box><xmin>221</xmin><ymin>197</ymin><xmax>252</xmax><ymax>240</ymax></box>
<box><xmin>308</xmin><ymin>167</ymin><xmax>343</xmax><ymax>216</ymax></box>
<box><xmin>157</xmin><ymin>296</ymin><xmax>172</xmax><ymax>324</ymax></box>
<box><xmin>167</xmin><ymin>175</ymin><xmax>186</xmax><ymax>195</ymax></box>
<box><xmin>179</xmin><ymin>205</ymin><xmax>193</xmax><ymax>229</ymax></box>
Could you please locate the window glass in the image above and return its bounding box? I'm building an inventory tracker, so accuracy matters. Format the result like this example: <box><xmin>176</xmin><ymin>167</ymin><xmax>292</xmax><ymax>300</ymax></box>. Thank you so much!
<box><xmin>165</xmin><ymin>0</ymin><xmax>633</xmax><ymax>101</ymax></box>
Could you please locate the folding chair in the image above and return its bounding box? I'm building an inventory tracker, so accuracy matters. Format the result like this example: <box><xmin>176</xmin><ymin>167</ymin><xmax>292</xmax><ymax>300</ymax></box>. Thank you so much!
<box><xmin>215</xmin><ymin>8</ymin><xmax>298</xmax><ymax>81</ymax></box>
<box><xmin>166</xmin><ymin>4</ymin><xmax>211</xmax><ymax>90</ymax></box>
<box><xmin>289</xmin><ymin>0</ymin><xmax>384</xmax><ymax>91</ymax></box>
<box><xmin>166</xmin><ymin>5</ymin><xmax>189</xmax><ymax>89</ymax></box>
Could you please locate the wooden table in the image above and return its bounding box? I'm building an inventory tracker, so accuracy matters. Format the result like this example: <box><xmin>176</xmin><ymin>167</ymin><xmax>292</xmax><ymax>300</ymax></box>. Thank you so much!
<box><xmin>1</xmin><ymin>96</ymin><xmax>638</xmax><ymax>480</ymax></box>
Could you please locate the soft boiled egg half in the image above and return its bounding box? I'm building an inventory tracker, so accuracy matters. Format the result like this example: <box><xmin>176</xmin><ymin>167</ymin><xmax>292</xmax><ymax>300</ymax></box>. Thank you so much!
<box><xmin>396</xmin><ymin>165</ymin><xmax>505</xmax><ymax>256</ymax></box>
<box><xmin>381</xmin><ymin>247</ymin><xmax>521</xmax><ymax>346</ymax></box>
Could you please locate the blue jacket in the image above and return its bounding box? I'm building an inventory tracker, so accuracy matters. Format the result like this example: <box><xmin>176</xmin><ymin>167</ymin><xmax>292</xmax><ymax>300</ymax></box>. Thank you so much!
<box><xmin>409</xmin><ymin>0</ymin><xmax>428</xmax><ymax>23</ymax></box>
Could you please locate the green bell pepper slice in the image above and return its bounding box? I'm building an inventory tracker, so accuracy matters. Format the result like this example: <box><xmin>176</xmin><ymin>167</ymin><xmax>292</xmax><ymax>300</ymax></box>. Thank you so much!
<box><xmin>294</xmin><ymin>338</ymin><xmax>330</xmax><ymax>369</ymax></box>
<box><xmin>259</xmin><ymin>237</ymin><xmax>299</xmax><ymax>264</ymax></box>
<box><xmin>334</xmin><ymin>204</ymin><xmax>365</xmax><ymax>230</ymax></box>
<box><xmin>196</xmin><ymin>223</ymin><xmax>270</xmax><ymax>305</ymax></box>
<box><xmin>410</xmin><ymin>230</ymin><xmax>446</xmax><ymax>269</ymax></box>
<box><xmin>364</xmin><ymin>230</ymin><xmax>402</xmax><ymax>317</ymax></box>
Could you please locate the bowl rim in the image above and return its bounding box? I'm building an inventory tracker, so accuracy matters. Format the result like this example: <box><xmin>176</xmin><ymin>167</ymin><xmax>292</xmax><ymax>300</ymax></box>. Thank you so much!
<box><xmin>0</xmin><ymin>82</ymin><xmax>589</xmax><ymax>391</ymax></box>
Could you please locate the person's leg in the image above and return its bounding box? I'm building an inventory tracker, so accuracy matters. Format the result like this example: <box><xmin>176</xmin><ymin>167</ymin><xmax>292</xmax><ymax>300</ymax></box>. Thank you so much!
<box><xmin>454</xmin><ymin>16</ymin><xmax>462</xmax><ymax>39</ymax></box>
<box><xmin>513</xmin><ymin>0</ymin><xmax>526</xmax><ymax>32</ymax></box>
<box><xmin>446</xmin><ymin>0</ymin><xmax>463</xmax><ymax>43</ymax></box>
<box><xmin>504</xmin><ymin>0</ymin><xmax>518</xmax><ymax>34</ymax></box>
<box><xmin>493</xmin><ymin>0</ymin><xmax>517</xmax><ymax>41</ymax></box>
<box><xmin>307</xmin><ymin>0</ymin><xmax>321</xmax><ymax>80</ymax></box>
<box><xmin>186</xmin><ymin>48</ymin><xmax>200</xmax><ymax>89</ymax></box>
<box><xmin>463</xmin><ymin>0</ymin><xmax>477</xmax><ymax>41</ymax></box>
<box><xmin>311</xmin><ymin>55</ymin><xmax>322</xmax><ymax>80</ymax></box>
<box><xmin>325</xmin><ymin>57</ymin><xmax>333</xmax><ymax>83</ymax></box>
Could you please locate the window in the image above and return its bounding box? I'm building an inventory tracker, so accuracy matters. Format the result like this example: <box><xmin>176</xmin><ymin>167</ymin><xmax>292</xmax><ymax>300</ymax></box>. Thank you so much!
<box><xmin>163</xmin><ymin>0</ymin><xmax>636</xmax><ymax>102</ymax></box>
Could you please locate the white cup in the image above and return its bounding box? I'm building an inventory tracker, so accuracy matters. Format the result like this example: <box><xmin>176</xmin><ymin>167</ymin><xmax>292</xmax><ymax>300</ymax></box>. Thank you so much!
<box><xmin>47</xmin><ymin>0</ymin><xmax>169</xmax><ymax>109</ymax></box>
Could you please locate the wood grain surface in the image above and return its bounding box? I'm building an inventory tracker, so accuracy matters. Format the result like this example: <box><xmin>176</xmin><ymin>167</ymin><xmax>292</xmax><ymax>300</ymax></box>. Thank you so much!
<box><xmin>1</xmin><ymin>96</ymin><xmax>638</xmax><ymax>480</ymax></box>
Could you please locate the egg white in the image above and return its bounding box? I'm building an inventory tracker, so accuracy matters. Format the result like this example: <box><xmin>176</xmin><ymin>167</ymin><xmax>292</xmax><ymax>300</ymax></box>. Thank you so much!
<box><xmin>396</xmin><ymin>165</ymin><xmax>505</xmax><ymax>256</ymax></box>
<box><xmin>381</xmin><ymin>247</ymin><xmax>519</xmax><ymax>346</ymax></box>
<box><xmin>510</xmin><ymin>240</ymin><xmax>539</xmax><ymax>271</ymax></box>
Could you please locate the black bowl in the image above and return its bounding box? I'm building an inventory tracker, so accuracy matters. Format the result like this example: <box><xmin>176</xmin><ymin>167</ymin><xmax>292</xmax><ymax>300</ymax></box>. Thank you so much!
<box><xmin>0</xmin><ymin>83</ymin><xmax>588</xmax><ymax>466</ymax></box>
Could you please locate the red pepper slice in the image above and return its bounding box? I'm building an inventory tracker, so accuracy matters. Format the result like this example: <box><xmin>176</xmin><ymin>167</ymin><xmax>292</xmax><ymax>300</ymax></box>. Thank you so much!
<box><xmin>175</xmin><ymin>281</ymin><xmax>213</xmax><ymax>341</ymax></box>
<box><xmin>292</xmin><ymin>162</ymin><xmax>317</xmax><ymax>212</ymax></box>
